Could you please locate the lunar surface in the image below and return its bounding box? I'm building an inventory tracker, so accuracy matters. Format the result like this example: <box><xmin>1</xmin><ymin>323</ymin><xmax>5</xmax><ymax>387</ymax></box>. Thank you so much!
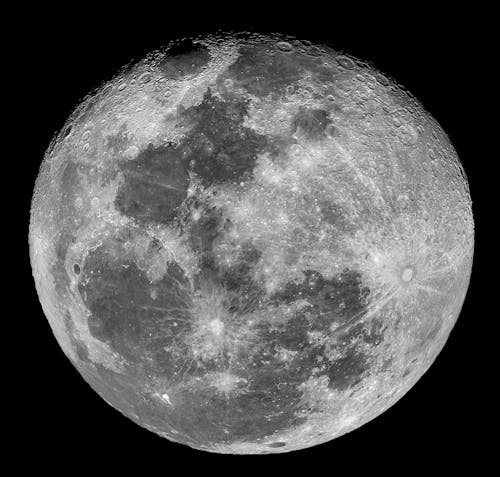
<box><xmin>29</xmin><ymin>33</ymin><xmax>474</xmax><ymax>453</ymax></box>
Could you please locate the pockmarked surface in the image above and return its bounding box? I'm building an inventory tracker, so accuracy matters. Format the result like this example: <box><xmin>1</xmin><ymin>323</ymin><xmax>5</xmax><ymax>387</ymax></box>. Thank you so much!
<box><xmin>29</xmin><ymin>34</ymin><xmax>473</xmax><ymax>453</ymax></box>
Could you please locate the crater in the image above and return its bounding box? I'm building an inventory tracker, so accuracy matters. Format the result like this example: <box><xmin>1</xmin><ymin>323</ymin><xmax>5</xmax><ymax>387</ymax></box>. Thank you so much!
<box><xmin>401</xmin><ymin>267</ymin><xmax>414</xmax><ymax>282</ymax></box>
<box><xmin>158</xmin><ymin>40</ymin><xmax>211</xmax><ymax>79</ymax></box>
<box><xmin>268</xmin><ymin>441</ymin><xmax>287</xmax><ymax>448</ymax></box>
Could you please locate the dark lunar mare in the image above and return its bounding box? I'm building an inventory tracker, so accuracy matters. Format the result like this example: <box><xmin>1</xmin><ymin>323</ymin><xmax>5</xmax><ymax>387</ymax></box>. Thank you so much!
<box><xmin>182</xmin><ymin>89</ymin><xmax>269</xmax><ymax>186</ymax></box>
<box><xmin>165</xmin><ymin>265</ymin><xmax>378</xmax><ymax>443</ymax></box>
<box><xmin>158</xmin><ymin>39</ymin><xmax>211</xmax><ymax>80</ymax></box>
<box><xmin>70</xmin><ymin>43</ymin><xmax>382</xmax><ymax>445</ymax></box>
<box><xmin>114</xmin><ymin>143</ymin><xmax>190</xmax><ymax>225</ymax></box>
<box><xmin>269</xmin><ymin>270</ymin><xmax>377</xmax><ymax>390</ymax></box>
<box><xmin>292</xmin><ymin>107</ymin><xmax>332</xmax><ymax>140</ymax></box>
<box><xmin>74</xmin><ymin>199</ymin><xmax>380</xmax><ymax>446</ymax></box>
<box><xmin>77</xmin><ymin>241</ymin><xmax>193</xmax><ymax>376</ymax></box>
<box><xmin>114</xmin><ymin>89</ymin><xmax>272</xmax><ymax>226</ymax></box>
<box><xmin>112</xmin><ymin>46</ymin><xmax>341</xmax><ymax>228</ymax></box>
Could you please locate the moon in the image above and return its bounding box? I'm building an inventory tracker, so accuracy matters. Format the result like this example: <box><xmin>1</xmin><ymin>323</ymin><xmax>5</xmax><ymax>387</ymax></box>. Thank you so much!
<box><xmin>29</xmin><ymin>33</ymin><xmax>474</xmax><ymax>453</ymax></box>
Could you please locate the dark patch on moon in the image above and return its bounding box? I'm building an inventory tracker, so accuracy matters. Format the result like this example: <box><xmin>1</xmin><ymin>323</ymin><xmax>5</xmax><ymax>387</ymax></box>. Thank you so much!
<box><xmin>70</xmin><ymin>97</ymin><xmax>378</xmax><ymax>449</ymax></box>
<box><xmin>292</xmin><ymin>107</ymin><xmax>332</xmax><ymax>140</ymax></box>
<box><xmin>115</xmin><ymin>143</ymin><xmax>190</xmax><ymax>225</ymax></box>
<box><xmin>74</xmin><ymin>235</ymin><xmax>311</xmax><ymax>444</ymax></box>
<box><xmin>272</xmin><ymin>269</ymin><xmax>370</xmax><ymax>327</ymax></box>
<box><xmin>318</xmin><ymin>200</ymin><xmax>348</xmax><ymax>227</ymax></box>
<box><xmin>78</xmin><ymin>242</ymin><xmax>192</xmax><ymax>372</ymax></box>
<box><xmin>105</xmin><ymin>125</ymin><xmax>132</xmax><ymax>155</ymax></box>
<box><xmin>324</xmin><ymin>348</ymin><xmax>369</xmax><ymax>390</ymax></box>
<box><xmin>167</xmin><ymin>376</ymin><xmax>308</xmax><ymax>445</ymax></box>
<box><xmin>114</xmin><ymin>89</ymin><xmax>272</xmax><ymax>225</ymax></box>
<box><xmin>187</xmin><ymin>207</ymin><xmax>264</xmax><ymax>314</ymax></box>
<box><xmin>72</xmin><ymin>220</ymin><xmax>378</xmax><ymax>445</ymax></box>
<box><xmin>424</xmin><ymin>319</ymin><xmax>443</xmax><ymax>344</ymax></box>
<box><xmin>78</xmin><ymin>362</ymin><xmax>203</xmax><ymax>448</ymax></box>
<box><xmin>239</xmin><ymin>241</ymin><xmax>262</xmax><ymax>263</ymax></box>
<box><xmin>182</xmin><ymin>89</ymin><xmax>269</xmax><ymax>186</ymax></box>
<box><xmin>159</xmin><ymin>40</ymin><xmax>211</xmax><ymax>79</ymax></box>
<box><xmin>267</xmin><ymin>269</ymin><xmax>376</xmax><ymax>391</ymax></box>
<box><xmin>188</xmin><ymin>206</ymin><xmax>225</xmax><ymax>253</ymax></box>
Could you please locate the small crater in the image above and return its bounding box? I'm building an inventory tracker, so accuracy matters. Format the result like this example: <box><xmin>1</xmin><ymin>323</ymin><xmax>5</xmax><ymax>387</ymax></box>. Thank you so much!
<box><xmin>73</xmin><ymin>263</ymin><xmax>81</xmax><ymax>274</ymax></box>
<box><xmin>159</xmin><ymin>40</ymin><xmax>210</xmax><ymax>79</ymax></box>
<box><xmin>401</xmin><ymin>267</ymin><xmax>414</xmax><ymax>282</ymax></box>
<box><xmin>336</xmin><ymin>56</ymin><xmax>355</xmax><ymax>69</ymax></box>
<box><xmin>268</xmin><ymin>441</ymin><xmax>287</xmax><ymax>448</ymax></box>
<box><xmin>276</xmin><ymin>41</ymin><xmax>293</xmax><ymax>52</ymax></box>
<box><xmin>326</xmin><ymin>124</ymin><xmax>339</xmax><ymax>138</ymax></box>
<box><xmin>138</xmin><ymin>72</ymin><xmax>152</xmax><ymax>84</ymax></box>
<box><xmin>375</xmin><ymin>73</ymin><xmax>389</xmax><ymax>86</ymax></box>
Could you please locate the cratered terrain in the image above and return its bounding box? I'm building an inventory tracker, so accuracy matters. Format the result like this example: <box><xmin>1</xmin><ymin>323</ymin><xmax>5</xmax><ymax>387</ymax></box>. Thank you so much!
<box><xmin>29</xmin><ymin>33</ymin><xmax>474</xmax><ymax>453</ymax></box>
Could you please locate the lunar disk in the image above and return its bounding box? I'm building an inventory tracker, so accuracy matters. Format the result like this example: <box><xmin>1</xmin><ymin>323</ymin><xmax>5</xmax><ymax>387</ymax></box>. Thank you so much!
<box><xmin>29</xmin><ymin>34</ymin><xmax>473</xmax><ymax>454</ymax></box>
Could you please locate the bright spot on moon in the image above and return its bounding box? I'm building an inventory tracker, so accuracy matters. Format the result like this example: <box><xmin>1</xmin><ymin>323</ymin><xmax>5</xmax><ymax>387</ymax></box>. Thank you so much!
<box><xmin>209</xmin><ymin>319</ymin><xmax>224</xmax><ymax>336</ymax></box>
<box><xmin>401</xmin><ymin>267</ymin><xmax>414</xmax><ymax>282</ymax></box>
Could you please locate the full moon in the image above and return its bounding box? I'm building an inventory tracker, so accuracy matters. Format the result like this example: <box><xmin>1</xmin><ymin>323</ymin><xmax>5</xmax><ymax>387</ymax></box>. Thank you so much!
<box><xmin>29</xmin><ymin>33</ymin><xmax>474</xmax><ymax>453</ymax></box>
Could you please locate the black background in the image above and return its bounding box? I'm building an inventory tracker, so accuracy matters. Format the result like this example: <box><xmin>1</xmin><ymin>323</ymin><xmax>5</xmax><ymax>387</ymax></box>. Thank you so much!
<box><xmin>16</xmin><ymin>6</ymin><xmax>489</xmax><ymax>472</ymax></box>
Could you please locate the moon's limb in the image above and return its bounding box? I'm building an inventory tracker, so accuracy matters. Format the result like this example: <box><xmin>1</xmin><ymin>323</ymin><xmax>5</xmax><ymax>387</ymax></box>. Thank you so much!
<box><xmin>29</xmin><ymin>33</ymin><xmax>473</xmax><ymax>453</ymax></box>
